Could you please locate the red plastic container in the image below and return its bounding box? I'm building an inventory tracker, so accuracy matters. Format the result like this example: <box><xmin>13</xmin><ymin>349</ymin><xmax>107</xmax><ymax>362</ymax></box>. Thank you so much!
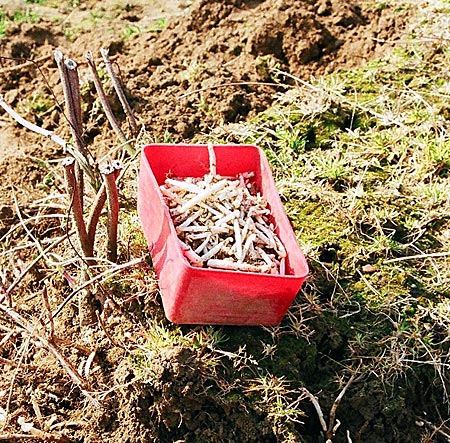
<box><xmin>137</xmin><ymin>144</ymin><xmax>309</xmax><ymax>325</ymax></box>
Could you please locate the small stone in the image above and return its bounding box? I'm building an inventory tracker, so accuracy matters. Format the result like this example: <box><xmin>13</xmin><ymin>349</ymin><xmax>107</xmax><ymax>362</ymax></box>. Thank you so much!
<box><xmin>362</xmin><ymin>264</ymin><xmax>377</xmax><ymax>274</ymax></box>
<box><xmin>317</xmin><ymin>0</ymin><xmax>331</xmax><ymax>16</ymax></box>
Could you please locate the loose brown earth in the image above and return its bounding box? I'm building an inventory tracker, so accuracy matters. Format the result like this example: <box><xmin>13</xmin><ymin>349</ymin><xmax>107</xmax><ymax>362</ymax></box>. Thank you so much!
<box><xmin>0</xmin><ymin>1</ymin><xmax>430</xmax><ymax>443</ymax></box>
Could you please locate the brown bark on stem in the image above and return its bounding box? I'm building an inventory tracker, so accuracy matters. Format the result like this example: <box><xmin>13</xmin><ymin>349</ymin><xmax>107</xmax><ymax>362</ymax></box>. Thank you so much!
<box><xmin>55</xmin><ymin>51</ymin><xmax>87</xmax><ymax>205</ymax></box>
<box><xmin>101</xmin><ymin>47</ymin><xmax>138</xmax><ymax>137</ymax></box>
<box><xmin>86</xmin><ymin>51</ymin><xmax>130</xmax><ymax>149</ymax></box>
<box><xmin>86</xmin><ymin>161</ymin><xmax>121</xmax><ymax>250</ymax></box>
<box><xmin>100</xmin><ymin>162</ymin><xmax>120</xmax><ymax>262</ymax></box>
<box><xmin>62</xmin><ymin>157</ymin><xmax>93</xmax><ymax>261</ymax></box>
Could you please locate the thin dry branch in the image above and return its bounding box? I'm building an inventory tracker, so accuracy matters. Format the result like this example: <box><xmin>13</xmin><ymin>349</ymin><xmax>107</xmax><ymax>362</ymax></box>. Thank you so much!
<box><xmin>326</xmin><ymin>370</ymin><xmax>360</xmax><ymax>441</ymax></box>
<box><xmin>418</xmin><ymin>417</ymin><xmax>450</xmax><ymax>440</ymax></box>
<box><xmin>0</xmin><ymin>54</ymin><xmax>52</xmax><ymax>74</ymax></box>
<box><xmin>96</xmin><ymin>310</ymin><xmax>124</xmax><ymax>349</ymax></box>
<box><xmin>41</xmin><ymin>284</ymin><xmax>55</xmax><ymax>338</ymax></box>
<box><xmin>3</xmin><ymin>334</ymin><xmax>31</xmax><ymax>428</ymax></box>
<box><xmin>6</xmin><ymin>234</ymin><xmax>69</xmax><ymax>295</ymax></box>
<box><xmin>383</xmin><ymin>251</ymin><xmax>450</xmax><ymax>264</ymax></box>
<box><xmin>0</xmin><ymin>94</ymin><xmax>94</xmax><ymax>184</ymax></box>
<box><xmin>51</xmin><ymin>257</ymin><xmax>143</xmax><ymax>319</ymax></box>
<box><xmin>85</xmin><ymin>51</ymin><xmax>129</xmax><ymax>147</ymax></box>
<box><xmin>0</xmin><ymin>94</ymin><xmax>68</xmax><ymax>149</ymax></box>
<box><xmin>0</xmin><ymin>432</ymin><xmax>68</xmax><ymax>442</ymax></box>
<box><xmin>101</xmin><ymin>48</ymin><xmax>138</xmax><ymax>136</ymax></box>
<box><xmin>178</xmin><ymin>80</ymin><xmax>287</xmax><ymax>99</ymax></box>
<box><xmin>300</xmin><ymin>388</ymin><xmax>328</xmax><ymax>434</ymax></box>
<box><xmin>272</xmin><ymin>68</ymin><xmax>408</xmax><ymax>129</ymax></box>
<box><xmin>0</xmin><ymin>302</ymin><xmax>98</xmax><ymax>407</ymax></box>
<box><xmin>301</xmin><ymin>366</ymin><xmax>360</xmax><ymax>443</ymax></box>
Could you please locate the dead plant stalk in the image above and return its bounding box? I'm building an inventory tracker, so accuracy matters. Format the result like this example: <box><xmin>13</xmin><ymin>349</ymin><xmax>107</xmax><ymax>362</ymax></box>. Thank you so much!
<box><xmin>100</xmin><ymin>48</ymin><xmax>138</xmax><ymax>136</ymax></box>
<box><xmin>54</xmin><ymin>51</ymin><xmax>86</xmax><ymax>156</ymax></box>
<box><xmin>0</xmin><ymin>432</ymin><xmax>68</xmax><ymax>441</ymax></box>
<box><xmin>0</xmin><ymin>302</ymin><xmax>99</xmax><ymax>407</ymax></box>
<box><xmin>86</xmin><ymin>161</ymin><xmax>121</xmax><ymax>250</ymax></box>
<box><xmin>301</xmin><ymin>368</ymin><xmax>359</xmax><ymax>443</ymax></box>
<box><xmin>100</xmin><ymin>162</ymin><xmax>120</xmax><ymax>262</ymax></box>
<box><xmin>6</xmin><ymin>233</ymin><xmax>71</xmax><ymax>296</ymax></box>
<box><xmin>85</xmin><ymin>51</ymin><xmax>129</xmax><ymax>148</ymax></box>
<box><xmin>54</xmin><ymin>50</ymin><xmax>86</xmax><ymax>205</ymax></box>
<box><xmin>51</xmin><ymin>257</ymin><xmax>143</xmax><ymax>320</ymax></box>
<box><xmin>0</xmin><ymin>95</ymin><xmax>68</xmax><ymax>150</ymax></box>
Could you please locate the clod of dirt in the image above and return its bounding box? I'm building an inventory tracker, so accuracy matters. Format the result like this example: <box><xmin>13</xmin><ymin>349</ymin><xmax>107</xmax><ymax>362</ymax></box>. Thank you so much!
<box><xmin>119</xmin><ymin>345</ymin><xmax>276</xmax><ymax>443</ymax></box>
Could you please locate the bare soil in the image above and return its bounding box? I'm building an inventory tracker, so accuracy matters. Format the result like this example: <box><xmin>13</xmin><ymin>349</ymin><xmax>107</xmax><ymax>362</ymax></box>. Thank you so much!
<box><xmin>1</xmin><ymin>1</ymin><xmax>436</xmax><ymax>443</ymax></box>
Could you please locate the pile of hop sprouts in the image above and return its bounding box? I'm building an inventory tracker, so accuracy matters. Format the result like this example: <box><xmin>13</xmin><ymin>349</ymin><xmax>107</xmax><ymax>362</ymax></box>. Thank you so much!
<box><xmin>160</xmin><ymin>144</ymin><xmax>287</xmax><ymax>274</ymax></box>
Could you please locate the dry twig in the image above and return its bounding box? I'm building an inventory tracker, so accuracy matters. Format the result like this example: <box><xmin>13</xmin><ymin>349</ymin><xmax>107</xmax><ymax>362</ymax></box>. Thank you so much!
<box><xmin>383</xmin><ymin>251</ymin><xmax>450</xmax><ymax>264</ymax></box>
<box><xmin>0</xmin><ymin>54</ymin><xmax>52</xmax><ymax>74</ymax></box>
<box><xmin>417</xmin><ymin>417</ymin><xmax>450</xmax><ymax>440</ymax></box>
<box><xmin>0</xmin><ymin>94</ymin><xmax>68</xmax><ymax>150</ymax></box>
<box><xmin>86</xmin><ymin>51</ymin><xmax>129</xmax><ymax>147</ymax></box>
<box><xmin>101</xmin><ymin>48</ymin><xmax>138</xmax><ymax>136</ymax></box>
<box><xmin>96</xmin><ymin>309</ymin><xmax>124</xmax><ymax>349</ymax></box>
<box><xmin>40</xmin><ymin>284</ymin><xmax>55</xmax><ymax>338</ymax></box>
<box><xmin>326</xmin><ymin>371</ymin><xmax>359</xmax><ymax>441</ymax></box>
<box><xmin>0</xmin><ymin>94</ymin><xmax>94</xmax><ymax>183</ymax></box>
<box><xmin>300</xmin><ymin>367</ymin><xmax>360</xmax><ymax>442</ymax></box>
<box><xmin>0</xmin><ymin>302</ymin><xmax>98</xmax><ymax>407</ymax></box>
<box><xmin>0</xmin><ymin>432</ymin><xmax>68</xmax><ymax>441</ymax></box>
<box><xmin>6</xmin><ymin>234</ymin><xmax>69</xmax><ymax>296</ymax></box>
<box><xmin>51</xmin><ymin>257</ymin><xmax>143</xmax><ymax>320</ymax></box>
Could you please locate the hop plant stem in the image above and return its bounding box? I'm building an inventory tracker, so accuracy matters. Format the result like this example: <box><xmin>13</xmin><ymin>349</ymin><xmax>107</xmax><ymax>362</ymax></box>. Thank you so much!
<box><xmin>86</xmin><ymin>51</ymin><xmax>130</xmax><ymax>149</ymax></box>
<box><xmin>100</xmin><ymin>162</ymin><xmax>120</xmax><ymax>262</ymax></box>
<box><xmin>101</xmin><ymin>47</ymin><xmax>138</xmax><ymax>137</ymax></box>
<box><xmin>54</xmin><ymin>50</ymin><xmax>89</xmax><ymax>206</ymax></box>
<box><xmin>63</xmin><ymin>157</ymin><xmax>93</xmax><ymax>261</ymax></box>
